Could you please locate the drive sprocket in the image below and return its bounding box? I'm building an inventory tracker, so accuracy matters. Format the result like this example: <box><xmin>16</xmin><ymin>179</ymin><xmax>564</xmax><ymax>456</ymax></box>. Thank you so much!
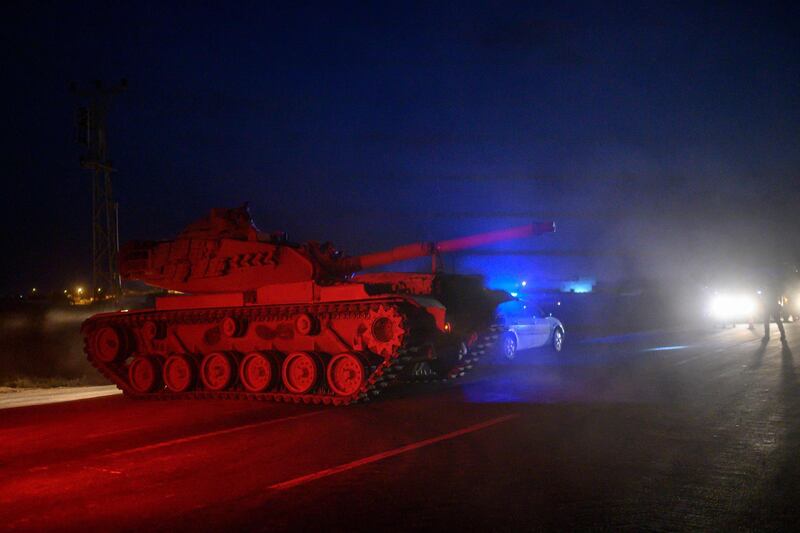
<box><xmin>362</xmin><ymin>305</ymin><xmax>406</xmax><ymax>357</ymax></box>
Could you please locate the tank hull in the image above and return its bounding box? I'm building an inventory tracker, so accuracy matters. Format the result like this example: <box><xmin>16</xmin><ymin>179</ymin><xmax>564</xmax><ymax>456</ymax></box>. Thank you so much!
<box><xmin>81</xmin><ymin>294</ymin><xmax>489</xmax><ymax>405</ymax></box>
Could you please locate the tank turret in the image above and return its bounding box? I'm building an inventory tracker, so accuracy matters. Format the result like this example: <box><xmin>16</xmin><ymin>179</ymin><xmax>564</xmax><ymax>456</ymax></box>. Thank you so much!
<box><xmin>83</xmin><ymin>205</ymin><xmax>555</xmax><ymax>405</ymax></box>
<box><xmin>120</xmin><ymin>205</ymin><xmax>554</xmax><ymax>294</ymax></box>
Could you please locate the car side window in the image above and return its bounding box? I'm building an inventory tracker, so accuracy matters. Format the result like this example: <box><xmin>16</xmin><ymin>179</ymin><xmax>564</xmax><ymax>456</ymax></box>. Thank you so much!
<box><xmin>498</xmin><ymin>300</ymin><xmax>524</xmax><ymax>320</ymax></box>
<box><xmin>519</xmin><ymin>304</ymin><xmax>545</xmax><ymax>319</ymax></box>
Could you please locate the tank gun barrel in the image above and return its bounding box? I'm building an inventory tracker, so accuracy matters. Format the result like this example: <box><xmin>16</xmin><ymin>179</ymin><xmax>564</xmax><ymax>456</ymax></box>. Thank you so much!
<box><xmin>435</xmin><ymin>222</ymin><xmax>554</xmax><ymax>252</ymax></box>
<box><xmin>335</xmin><ymin>222</ymin><xmax>555</xmax><ymax>274</ymax></box>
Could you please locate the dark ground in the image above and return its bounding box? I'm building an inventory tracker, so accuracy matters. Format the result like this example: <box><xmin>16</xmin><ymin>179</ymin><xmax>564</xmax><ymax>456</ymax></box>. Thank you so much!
<box><xmin>0</xmin><ymin>305</ymin><xmax>95</xmax><ymax>387</ymax></box>
<box><xmin>1</xmin><ymin>322</ymin><xmax>798</xmax><ymax>531</ymax></box>
<box><xmin>0</xmin><ymin>301</ymin><xmax>133</xmax><ymax>387</ymax></box>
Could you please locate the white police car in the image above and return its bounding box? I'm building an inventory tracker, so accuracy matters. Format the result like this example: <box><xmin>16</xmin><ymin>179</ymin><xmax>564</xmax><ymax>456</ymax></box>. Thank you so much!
<box><xmin>496</xmin><ymin>299</ymin><xmax>565</xmax><ymax>359</ymax></box>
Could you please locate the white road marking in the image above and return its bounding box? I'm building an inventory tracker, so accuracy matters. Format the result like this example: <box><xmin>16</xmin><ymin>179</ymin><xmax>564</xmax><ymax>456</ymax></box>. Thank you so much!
<box><xmin>101</xmin><ymin>410</ymin><xmax>325</xmax><ymax>458</ymax></box>
<box><xmin>269</xmin><ymin>413</ymin><xmax>519</xmax><ymax>491</ymax></box>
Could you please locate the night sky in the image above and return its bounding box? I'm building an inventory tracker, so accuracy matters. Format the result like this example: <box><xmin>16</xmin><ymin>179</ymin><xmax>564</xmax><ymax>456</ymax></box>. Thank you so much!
<box><xmin>3</xmin><ymin>1</ymin><xmax>799</xmax><ymax>294</ymax></box>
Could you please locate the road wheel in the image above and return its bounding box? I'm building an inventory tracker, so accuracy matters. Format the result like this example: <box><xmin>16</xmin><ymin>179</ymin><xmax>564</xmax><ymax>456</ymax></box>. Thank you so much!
<box><xmin>501</xmin><ymin>334</ymin><xmax>517</xmax><ymax>360</ymax></box>
<box><xmin>239</xmin><ymin>352</ymin><xmax>277</xmax><ymax>392</ymax></box>
<box><xmin>327</xmin><ymin>353</ymin><xmax>366</xmax><ymax>396</ymax></box>
<box><xmin>163</xmin><ymin>354</ymin><xmax>196</xmax><ymax>393</ymax></box>
<box><xmin>200</xmin><ymin>352</ymin><xmax>236</xmax><ymax>391</ymax></box>
<box><xmin>282</xmin><ymin>352</ymin><xmax>320</xmax><ymax>394</ymax></box>
<box><xmin>128</xmin><ymin>356</ymin><xmax>162</xmax><ymax>393</ymax></box>
<box><xmin>551</xmin><ymin>328</ymin><xmax>564</xmax><ymax>353</ymax></box>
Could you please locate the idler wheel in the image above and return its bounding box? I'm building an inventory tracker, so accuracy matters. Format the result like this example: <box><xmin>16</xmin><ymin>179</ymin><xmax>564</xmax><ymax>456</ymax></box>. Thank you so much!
<box><xmin>326</xmin><ymin>353</ymin><xmax>366</xmax><ymax>396</ymax></box>
<box><xmin>128</xmin><ymin>356</ymin><xmax>162</xmax><ymax>393</ymax></box>
<box><xmin>221</xmin><ymin>316</ymin><xmax>246</xmax><ymax>338</ymax></box>
<box><xmin>294</xmin><ymin>313</ymin><xmax>319</xmax><ymax>336</ymax></box>
<box><xmin>163</xmin><ymin>354</ymin><xmax>196</xmax><ymax>393</ymax></box>
<box><xmin>281</xmin><ymin>352</ymin><xmax>320</xmax><ymax>394</ymax></box>
<box><xmin>93</xmin><ymin>326</ymin><xmax>129</xmax><ymax>363</ymax></box>
<box><xmin>239</xmin><ymin>352</ymin><xmax>276</xmax><ymax>392</ymax></box>
<box><xmin>200</xmin><ymin>352</ymin><xmax>236</xmax><ymax>391</ymax></box>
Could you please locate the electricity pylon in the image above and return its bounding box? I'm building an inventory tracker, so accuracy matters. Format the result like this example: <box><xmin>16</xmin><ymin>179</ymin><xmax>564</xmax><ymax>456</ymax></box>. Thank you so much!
<box><xmin>71</xmin><ymin>79</ymin><xmax>127</xmax><ymax>300</ymax></box>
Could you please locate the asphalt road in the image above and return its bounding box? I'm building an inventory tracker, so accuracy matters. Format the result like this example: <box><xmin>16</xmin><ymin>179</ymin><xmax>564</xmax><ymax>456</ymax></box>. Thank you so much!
<box><xmin>1</xmin><ymin>323</ymin><xmax>799</xmax><ymax>531</ymax></box>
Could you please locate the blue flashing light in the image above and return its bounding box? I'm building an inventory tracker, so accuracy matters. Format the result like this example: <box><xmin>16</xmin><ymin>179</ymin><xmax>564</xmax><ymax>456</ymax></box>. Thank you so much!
<box><xmin>510</xmin><ymin>292</ymin><xmax>518</xmax><ymax>297</ymax></box>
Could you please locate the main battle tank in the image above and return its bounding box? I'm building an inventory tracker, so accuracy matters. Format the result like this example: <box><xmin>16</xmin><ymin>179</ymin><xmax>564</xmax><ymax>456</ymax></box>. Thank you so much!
<box><xmin>82</xmin><ymin>206</ymin><xmax>554</xmax><ymax>405</ymax></box>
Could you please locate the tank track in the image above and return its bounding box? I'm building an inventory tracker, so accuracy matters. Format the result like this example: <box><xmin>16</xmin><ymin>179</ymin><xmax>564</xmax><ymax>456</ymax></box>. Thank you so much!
<box><xmin>403</xmin><ymin>326</ymin><xmax>502</xmax><ymax>384</ymax></box>
<box><xmin>470</xmin><ymin>325</ymin><xmax>504</xmax><ymax>364</ymax></box>
<box><xmin>82</xmin><ymin>300</ymin><xmax>414</xmax><ymax>407</ymax></box>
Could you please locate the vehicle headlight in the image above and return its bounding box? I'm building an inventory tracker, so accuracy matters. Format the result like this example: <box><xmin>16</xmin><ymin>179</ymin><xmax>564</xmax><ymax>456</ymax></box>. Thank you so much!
<box><xmin>708</xmin><ymin>294</ymin><xmax>757</xmax><ymax>320</ymax></box>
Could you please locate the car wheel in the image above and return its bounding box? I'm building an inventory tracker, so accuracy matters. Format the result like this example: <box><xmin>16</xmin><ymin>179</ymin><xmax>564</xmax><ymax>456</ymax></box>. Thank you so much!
<box><xmin>551</xmin><ymin>328</ymin><xmax>564</xmax><ymax>353</ymax></box>
<box><xmin>501</xmin><ymin>334</ymin><xmax>517</xmax><ymax>360</ymax></box>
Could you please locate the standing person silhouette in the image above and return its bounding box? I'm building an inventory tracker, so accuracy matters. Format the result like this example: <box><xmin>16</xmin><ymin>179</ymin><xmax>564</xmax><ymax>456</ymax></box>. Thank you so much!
<box><xmin>761</xmin><ymin>273</ymin><xmax>786</xmax><ymax>342</ymax></box>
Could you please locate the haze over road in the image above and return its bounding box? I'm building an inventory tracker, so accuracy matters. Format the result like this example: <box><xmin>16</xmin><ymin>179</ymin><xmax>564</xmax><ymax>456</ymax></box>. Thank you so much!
<box><xmin>0</xmin><ymin>386</ymin><xmax>120</xmax><ymax>410</ymax></box>
<box><xmin>1</xmin><ymin>324</ymin><xmax>798</xmax><ymax>531</ymax></box>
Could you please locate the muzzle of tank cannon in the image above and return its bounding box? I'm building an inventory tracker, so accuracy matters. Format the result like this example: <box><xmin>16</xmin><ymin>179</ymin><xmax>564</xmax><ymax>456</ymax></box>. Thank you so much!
<box><xmin>332</xmin><ymin>222</ymin><xmax>556</xmax><ymax>275</ymax></box>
